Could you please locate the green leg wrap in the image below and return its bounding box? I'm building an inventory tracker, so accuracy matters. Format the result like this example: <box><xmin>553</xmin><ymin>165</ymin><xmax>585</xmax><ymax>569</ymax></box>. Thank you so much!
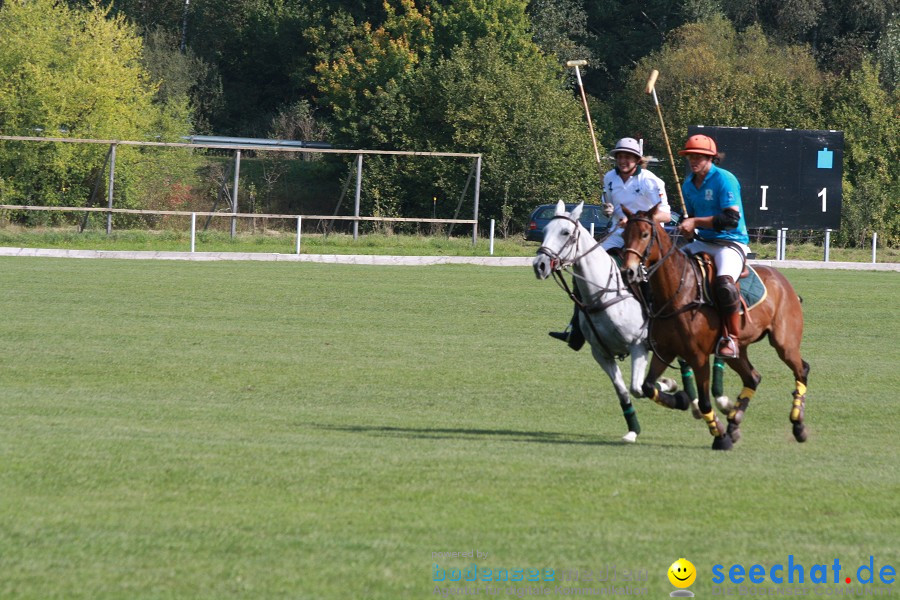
<box><xmin>679</xmin><ymin>359</ymin><xmax>699</xmax><ymax>401</ymax></box>
<box><xmin>622</xmin><ymin>405</ymin><xmax>641</xmax><ymax>434</ymax></box>
<box><xmin>712</xmin><ymin>357</ymin><xmax>727</xmax><ymax>398</ymax></box>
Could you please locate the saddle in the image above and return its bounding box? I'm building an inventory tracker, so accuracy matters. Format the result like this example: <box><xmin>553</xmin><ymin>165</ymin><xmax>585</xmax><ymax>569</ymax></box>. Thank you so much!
<box><xmin>691</xmin><ymin>252</ymin><xmax>767</xmax><ymax>314</ymax></box>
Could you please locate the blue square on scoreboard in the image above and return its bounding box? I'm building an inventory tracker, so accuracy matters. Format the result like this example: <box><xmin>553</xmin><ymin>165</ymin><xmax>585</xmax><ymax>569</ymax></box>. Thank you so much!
<box><xmin>817</xmin><ymin>147</ymin><xmax>833</xmax><ymax>169</ymax></box>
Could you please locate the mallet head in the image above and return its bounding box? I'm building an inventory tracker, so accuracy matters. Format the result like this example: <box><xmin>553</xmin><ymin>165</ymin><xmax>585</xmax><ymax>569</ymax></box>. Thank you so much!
<box><xmin>645</xmin><ymin>69</ymin><xmax>660</xmax><ymax>94</ymax></box>
<box><xmin>566</xmin><ymin>59</ymin><xmax>587</xmax><ymax>67</ymax></box>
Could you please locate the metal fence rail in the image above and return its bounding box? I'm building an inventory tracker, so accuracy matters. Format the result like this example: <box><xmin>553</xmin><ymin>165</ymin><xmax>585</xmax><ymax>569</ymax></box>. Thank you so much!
<box><xmin>0</xmin><ymin>135</ymin><xmax>483</xmax><ymax>243</ymax></box>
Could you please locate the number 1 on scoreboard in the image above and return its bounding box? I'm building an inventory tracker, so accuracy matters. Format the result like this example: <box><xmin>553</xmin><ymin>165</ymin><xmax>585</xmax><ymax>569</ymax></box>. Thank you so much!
<box><xmin>818</xmin><ymin>187</ymin><xmax>827</xmax><ymax>212</ymax></box>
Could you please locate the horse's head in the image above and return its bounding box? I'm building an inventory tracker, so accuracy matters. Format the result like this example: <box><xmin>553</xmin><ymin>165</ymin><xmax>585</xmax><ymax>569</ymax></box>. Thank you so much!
<box><xmin>533</xmin><ymin>200</ymin><xmax>585</xmax><ymax>280</ymax></box>
<box><xmin>621</xmin><ymin>203</ymin><xmax>668</xmax><ymax>284</ymax></box>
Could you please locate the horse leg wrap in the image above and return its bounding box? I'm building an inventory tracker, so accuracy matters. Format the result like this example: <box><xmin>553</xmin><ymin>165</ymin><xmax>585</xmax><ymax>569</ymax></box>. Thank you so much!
<box><xmin>702</xmin><ymin>410</ymin><xmax>724</xmax><ymax>437</ymax></box>
<box><xmin>644</xmin><ymin>382</ymin><xmax>689</xmax><ymax>411</ymax></box>
<box><xmin>622</xmin><ymin>405</ymin><xmax>641</xmax><ymax>434</ymax></box>
<box><xmin>712</xmin><ymin>358</ymin><xmax>726</xmax><ymax>398</ymax></box>
<box><xmin>679</xmin><ymin>360</ymin><xmax>699</xmax><ymax>401</ymax></box>
<box><xmin>728</xmin><ymin>388</ymin><xmax>755</xmax><ymax>423</ymax></box>
<box><xmin>790</xmin><ymin>386</ymin><xmax>806</xmax><ymax>423</ymax></box>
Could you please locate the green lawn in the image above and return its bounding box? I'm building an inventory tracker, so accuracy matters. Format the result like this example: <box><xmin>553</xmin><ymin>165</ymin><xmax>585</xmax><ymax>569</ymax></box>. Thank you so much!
<box><xmin>1</xmin><ymin>227</ymin><xmax>897</xmax><ymax>262</ymax></box>
<box><xmin>1</xmin><ymin>258</ymin><xmax>898</xmax><ymax>599</ymax></box>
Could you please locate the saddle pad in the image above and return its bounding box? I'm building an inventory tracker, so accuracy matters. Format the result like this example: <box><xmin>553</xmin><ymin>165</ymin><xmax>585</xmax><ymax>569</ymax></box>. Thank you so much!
<box><xmin>739</xmin><ymin>265</ymin><xmax>767</xmax><ymax>311</ymax></box>
<box><xmin>694</xmin><ymin>257</ymin><xmax>767</xmax><ymax>313</ymax></box>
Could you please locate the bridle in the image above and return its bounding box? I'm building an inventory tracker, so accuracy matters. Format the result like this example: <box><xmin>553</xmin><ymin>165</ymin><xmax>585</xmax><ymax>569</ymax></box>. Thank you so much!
<box><xmin>621</xmin><ymin>214</ymin><xmax>680</xmax><ymax>284</ymax></box>
<box><xmin>621</xmin><ymin>214</ymin><xmax>700</xmax><ymax>322</ymax></box>
<box><xmin>536</xmin><ymin>215</ymin><xmax>584</xmax><ymax>271</ymax></box>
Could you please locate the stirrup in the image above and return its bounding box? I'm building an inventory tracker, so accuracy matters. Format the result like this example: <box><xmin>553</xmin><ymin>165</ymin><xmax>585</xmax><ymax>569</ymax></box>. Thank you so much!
<box><xmin>715</xmin><ymin>335</ymin><xmax>739</xmax><ymax>359</ymax></box>
<box><xmin>548</xmin><ymin>330</ymin><xmax>569</xmax><ymax>342</ymax></box>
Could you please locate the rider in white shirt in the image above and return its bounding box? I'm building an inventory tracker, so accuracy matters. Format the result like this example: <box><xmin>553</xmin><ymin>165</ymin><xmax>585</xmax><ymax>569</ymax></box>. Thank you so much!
<box><xmin>550</xmin><ymin>138</ymin><xmax>671</xmax><ymax>350</ymax></box>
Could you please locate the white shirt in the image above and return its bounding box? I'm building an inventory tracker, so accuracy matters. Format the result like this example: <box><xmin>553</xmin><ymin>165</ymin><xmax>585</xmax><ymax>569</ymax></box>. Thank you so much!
<box><xmin>600</xmin><ymin>166</ymin><xmax>671</xmax><ymax>250</ymax></box>
<box><xmin>602</xmin><ymin>166</ymin><xmax>670</xmax><ymax>224</ymax></box>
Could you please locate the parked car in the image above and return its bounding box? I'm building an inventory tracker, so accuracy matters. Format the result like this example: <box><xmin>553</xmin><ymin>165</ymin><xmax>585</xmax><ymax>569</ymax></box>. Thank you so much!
<box><xmin>525</xmin><ymin>203</ymin><xmax>612</xmax><ymax>242</ymax></box>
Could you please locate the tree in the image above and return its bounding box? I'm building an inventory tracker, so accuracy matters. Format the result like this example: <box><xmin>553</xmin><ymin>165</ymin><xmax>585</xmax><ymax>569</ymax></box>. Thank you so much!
<box><xmin>527</xmin><ymin>0</ymin><xmax>596</xmax><ymax>66</ymax></box>
<box><xmin>620</xmin><ymin>17</ymin><xmax>825</xmax><ymax>193</ymax></box>
<box><xmin>0</xmin><ymin>0</ymin><xmax>195</xmax><ymax>212</ymax></box>
<box><xmin>313</xmin><ymin>0</ymin><xmax>433</xmax><ymax>145</ymax></box>
<box><xmin>427</xmin><ymin>0</ymin><xmax>539</xmax><ymax>61</ymax></box>
<box><xmin>825</xmin><ymin>59</ymin><xmax>900</xmax><ymax>246</ymax></box>
<box><xmin>357</xmin><ymin>37</ymin><xmax>601</xmax><ymax>227</ymax></box>
<box><xmin>581</xmin><ymin>0</ymin><xmax>686</xmax><ymax>97</ymax></box>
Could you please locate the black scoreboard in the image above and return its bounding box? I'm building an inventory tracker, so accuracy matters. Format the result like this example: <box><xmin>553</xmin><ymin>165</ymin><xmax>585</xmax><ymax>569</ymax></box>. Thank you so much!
<box><xmin>686</xmin><ymin>126</ymin><xmax>843</xmax><ymax>230</ymax></box>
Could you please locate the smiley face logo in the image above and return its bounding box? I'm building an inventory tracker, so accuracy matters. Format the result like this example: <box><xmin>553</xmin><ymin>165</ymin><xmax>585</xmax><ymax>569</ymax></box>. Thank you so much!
<box><xmin>668</xmin><ymin>558</ymin><xmax>697</xmax><ymax>588</ymax></box>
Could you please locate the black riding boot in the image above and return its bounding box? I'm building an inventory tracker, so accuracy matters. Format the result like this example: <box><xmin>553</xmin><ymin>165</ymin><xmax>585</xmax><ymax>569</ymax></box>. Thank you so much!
<box><xmin>549</xmin><ymin>282</ymin><xmax>586</xmax><ymax>351</ymax></box>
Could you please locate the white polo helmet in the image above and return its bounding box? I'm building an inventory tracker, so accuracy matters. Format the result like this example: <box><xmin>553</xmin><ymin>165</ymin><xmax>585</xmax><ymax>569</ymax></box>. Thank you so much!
<box><xmin>612</xmin><ymin>137</ymin><xmax>643</xmax><ymax>158</ymax></box>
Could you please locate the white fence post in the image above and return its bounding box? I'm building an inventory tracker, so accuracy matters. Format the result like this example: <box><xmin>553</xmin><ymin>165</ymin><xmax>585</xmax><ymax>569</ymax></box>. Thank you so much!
<box><xmin>489</xmin><ymin>219</ymin><xmax>495</xmax><ymax>255</ymax></box>
<box><xmin>296</xmin><ymin>216</ymin><xmax>302</xmax><ymax>255</ymax></box>
<box><xmin>872</xmin><ymin>232</ymin><xmax>878</xmax><ymax>263</ymax></box>
<box><xmin>781</xmin><ymin>228</ymin><xmax>788</xmax><ymax>260</ymax></box>
<box><xmin>190</xmin><ymin>212</ymin><xmax>196</xmax><ymax>252</ymax></box>
<box><xmin>106</xmin><ymin>143</ymin><xmax>117</xmax><ymax>235</ymax></box>
<box><xmin>353</xmin><ymin>154</ymin><xmax>363</xmax><ymax>241</ymax></box>
<box><xmin>824</xmin><ymin>229</ymin><xmax>831</xmax><ymax>262</ymax></box>
<box><xmin>472</xmin><ymin>156</ymin><xmax>482</xmax><ymax>245</ymax></box>
<box><xmin>231</xmin><ymin>150</ymin><xmax>241</xmax><ymax>238</ymax></box>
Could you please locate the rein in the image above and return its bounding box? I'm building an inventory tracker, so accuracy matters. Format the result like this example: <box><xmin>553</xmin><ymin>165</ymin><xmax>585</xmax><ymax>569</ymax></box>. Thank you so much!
<box><xmin>622</xmin><ymin>215</ymin><xmax>711</xmax><ymax>367</ymax></box>
<box><xmin>539</xmin><ymin>215</ymin><xmax>632</xmax><ymax>360</ymax></box>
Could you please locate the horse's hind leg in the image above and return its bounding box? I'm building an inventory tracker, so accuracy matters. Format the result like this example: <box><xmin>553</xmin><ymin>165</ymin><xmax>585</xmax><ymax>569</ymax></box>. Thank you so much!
<box><xmin>790</xmin><ymin>360</ymin><xmax>811</xmax><ymax>442</ymax></box>
<box><xmin>722</xmin><ymin>354</ymin><xmax>762</xmax><ymax>444</ymax></box>
<box><xmin>770</xmin><ymin>325</ymin><xmax>811</xmax><ymax>443</ymax></box>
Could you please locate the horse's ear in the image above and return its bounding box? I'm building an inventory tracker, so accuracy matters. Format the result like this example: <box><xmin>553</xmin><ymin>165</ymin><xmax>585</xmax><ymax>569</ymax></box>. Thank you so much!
<box><xmin>570</xmin><ymin>202</ymin><xmax>584</xmax><ymax>222</ymax></box>
<box><xmin>622</xmin><ymin>206</ymin><xmax>633</xmax><ymax>218</ymax></box>
<box><xmin>649</xmin><ymin>202</ymin><xmax>661</xmax><ymax>218</ymax></box>
<box><xmin>555</xmin><ymin>199</ymin><xmax>566</xmax><ymax>216</ymax></box>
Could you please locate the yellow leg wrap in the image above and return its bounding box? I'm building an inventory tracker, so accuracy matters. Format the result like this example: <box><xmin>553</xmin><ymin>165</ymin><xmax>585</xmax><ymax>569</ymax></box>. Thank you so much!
<box><xmin>739</xmin><ymin>387</ymin><xmax>756</xmax><ymax>401</ymax></box>
<box><xmin>790</xmin><ymin>396</ymin><xmax>804</xmax><ymax>422</ymax></box>
<box><xmin>650</xmin><ymin>387</ymin><xmax>667</xmax><ymax>407</ymax></box>
<box><xmin>702</xmin><ymin>410</ymin><xmax>720</xmax><ymax>436</ymax></box>
<box><xmin>795</xmin><ymin>382</ymin><xmax>807</xmax><ymax>397</ymax></box>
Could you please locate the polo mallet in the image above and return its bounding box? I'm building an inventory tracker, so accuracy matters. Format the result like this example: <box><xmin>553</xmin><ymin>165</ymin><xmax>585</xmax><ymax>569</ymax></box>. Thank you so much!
<box><xmin>567</xmin><ymin>60</ymin><xmax>604</xmax><ymax>183</ymax></box>
<box><xmin>646</xmin><ymin>70</ymin><xmax>730</xmax><ymax>409</ymax></box>
<box><xmin>645</xmin><ymin>69</ymin><xmax>688</xmax><ymax>218</ymax></box>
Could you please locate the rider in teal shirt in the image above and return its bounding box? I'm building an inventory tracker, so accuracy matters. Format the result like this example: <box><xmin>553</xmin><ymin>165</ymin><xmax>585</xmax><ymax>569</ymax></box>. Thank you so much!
<box><xmin>681</xmin><ymin>162</ymin><xmax>749</xmax><ymax>245</ymax></box>
<box><xmin>677</xmin><ymin>134</ymin><xmax>751</xmax><ymax>359</ymax></box>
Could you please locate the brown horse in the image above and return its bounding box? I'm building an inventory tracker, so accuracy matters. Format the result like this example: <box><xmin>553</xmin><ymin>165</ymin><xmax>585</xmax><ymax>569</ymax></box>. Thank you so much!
<box><xmin>620</xmin><ymin>204</ymin><xmax>810</xmax><ymax>450</ymax></box>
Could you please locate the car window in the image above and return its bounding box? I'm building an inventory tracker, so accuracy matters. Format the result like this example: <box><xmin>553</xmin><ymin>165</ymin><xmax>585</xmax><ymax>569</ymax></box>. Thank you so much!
<box><xmin>580</xmin><ymin>207</ymin><xmax>596</xmax><ymax>223</ymax></box>
<box><xmin>536</xmin><ymin>206</ymin><xmax>557</xmax><ymax>219</ymax></box>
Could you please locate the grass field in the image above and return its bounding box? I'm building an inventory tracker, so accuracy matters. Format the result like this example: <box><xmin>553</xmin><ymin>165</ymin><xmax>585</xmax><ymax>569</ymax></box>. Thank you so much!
<box><xmin>1</xmin><ymin>258</ymin><xmax>898</xmax><ymax>599</ymax></box>
<box><xmin>1</xmin><ymin>226</ymin><xmax>898</xmax><ymax>262</ymax></box>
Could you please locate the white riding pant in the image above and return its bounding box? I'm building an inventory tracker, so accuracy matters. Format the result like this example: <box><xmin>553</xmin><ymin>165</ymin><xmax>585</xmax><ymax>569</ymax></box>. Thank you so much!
<box><xmin>683</xmin><ymin>239</ymin><xmax>750</xmax><ymax>281</ymax></box>
<box><xmin>601</xmin><ymin>228</ymin><xmax>625</xmax><ymax>251</ymax></box>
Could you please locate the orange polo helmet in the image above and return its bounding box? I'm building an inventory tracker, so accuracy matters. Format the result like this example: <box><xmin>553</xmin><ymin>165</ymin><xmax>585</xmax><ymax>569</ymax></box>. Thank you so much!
<box><xmin>678</xmin><ymin>134</ymin><xmax>717</xmax><ymax>156</ymax></box>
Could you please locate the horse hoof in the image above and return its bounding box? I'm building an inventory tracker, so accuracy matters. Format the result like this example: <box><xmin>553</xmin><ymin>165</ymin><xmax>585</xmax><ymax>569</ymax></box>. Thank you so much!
<box><xmin>690</xmin><ymin>399</ymin><xmax>702</xmax><ymax>420</ymax></box>
<box><xmin>622</xmin><ymin>431</ymin><xmax>638</xmax><ymax>443</ymax></box>
<box><xmin>712</xmin><ymin>434</ymin><xmax>734</xmax><ymax>451</ymax></box>
<box><xmin>726</xmin><ymin>422</ymin><xmax>742</xmax><ymax>443</ymax></box>
<box><xmin>658</xmin><ymin>377</ymin><xmax>677</xmax><ymax>393</ymax></box>
<box><xmin>793</xmin><ymin>423</ymin><xmax>808</xmax><ymax>443</ymax></box>
<box><xmin>716</xmin><ymin>395</ymin><xmax>734</xmax><ymax>414</ymax></box>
